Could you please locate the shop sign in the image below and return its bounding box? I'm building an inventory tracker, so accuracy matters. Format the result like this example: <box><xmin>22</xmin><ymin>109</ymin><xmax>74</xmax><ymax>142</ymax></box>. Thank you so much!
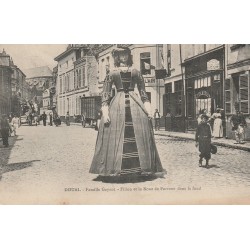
<box><xmin>207</xmin><ymin>59</ymin><xmax>220</xmax><ymax>70</ymax></box>
<box><xmin>196</xmin><ymin>90</ymin><xmax>211</xmax><ymax>99</ymax></box>
<box><xmin>144</xmin><ymin>77</ymin><xmax>155</xmax><ymax>84</ymax></box>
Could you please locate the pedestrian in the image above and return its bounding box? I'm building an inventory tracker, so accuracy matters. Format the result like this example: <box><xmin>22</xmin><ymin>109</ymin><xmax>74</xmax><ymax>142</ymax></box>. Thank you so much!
<box><xmin>65</xmin><ymin>111</ymin><xmax>70</xmax><ymax>126</ymax></box>
<box><xmin>28</xmin><ymin>112</ymin><xmax>33</xmax><ymax>126</ymax></box>
<box><xmin>0</xmin><ymin>114</ymin><xmax>12</xmax><ymax>147</ymax></box>
<box><xmin>211</xmin><ymin>108</ymin><xmax>223</xmax><ymax>138</ymax></box>
<box><xmin>154</xmin><ymin>109</ymin><xmax>161</xmax><ymax>130</ymax></box>
<box><xmin>11</xmin><ymin>114</ymin><xmax>19</xmax><ymax>136</ymax></box>
<box><xmin>41</xmin><ymin>112</ymin><xmax>47</xmax><ymax>126</ymax></box>
<box><xmin>195</xmin><ymin>114</ymin><xmax>212</xmax><ymax>167</ymax></box>
<box><xmin>34</xmin><ymin>115</ymin><xmax>38</xmax><ymax>126</ymax></box>
<box><xmin>230</xmin><ymin>108</ymin><xmax>247</xmax><ymax>144</ymax></box>
<box><xmin>89</xmin><ymin>46</ymin><xmax>164</xmax><ymax>178</ymax></box>
<box><xmin>53</xmin><ymin>110</ymin><xmax>61</xmax><ymax>127</ymax></box>
<box><xmin>49</xmin><ymin>113</ymin><xmax>53</xmax><ymax>126</ymax></box>
<box><xmin>81</xmin><ymin>113</ymin><xmax>86</xmax><ymax>128</ymax></box>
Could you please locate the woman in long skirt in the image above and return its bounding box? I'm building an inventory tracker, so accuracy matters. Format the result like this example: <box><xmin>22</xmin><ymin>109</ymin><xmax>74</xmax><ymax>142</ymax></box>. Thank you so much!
<box><xmin>89</xmin><ymin>47</ymin><xmax>164</xmax><ymax>177</ymax></box>
<box><xmin>211</xmin><ymin>109</ymin><xmax>223</xmax><ymax>138</ymax></box>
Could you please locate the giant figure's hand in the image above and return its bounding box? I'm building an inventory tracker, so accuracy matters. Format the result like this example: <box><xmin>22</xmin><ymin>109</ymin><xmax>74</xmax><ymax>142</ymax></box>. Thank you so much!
<box><xmin>144</xmin><ymin>101</ymin><xmax>153</xmax><ymax>119</ymax></box>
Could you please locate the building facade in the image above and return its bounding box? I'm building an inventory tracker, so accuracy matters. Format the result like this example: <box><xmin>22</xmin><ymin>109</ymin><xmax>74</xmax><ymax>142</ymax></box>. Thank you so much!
<box><xmin>161</xmin><ymin>44</ymin><xmax>250</xmax><ymax>140</ymax></box>
<box><xmin>0</xmin><ymin>49</ymin><xmax>12</xmax><ymax>116</ymax></box>
<box><xmin>0</xmin><ymin>49</ymin><xmax>29</xmax><ymax>116</ymax></box>
<box><xmin>225</xmin><ymin>44</ymin><xmax>250</xmax><ymax>139</ymax></box>
<box><xmin>162</xmin><ymin>44</ymin><xmax>224</xmax><ymax>132</ymax></box>
<box><xmin>55</xmin><ymin>45</ymin><xmax>98</xmax><ymax>120</ymax></box>
<box><xmin>10</xmin><ymin>63</ymin><xmax>28</xmax><ymax>116</ymax></box>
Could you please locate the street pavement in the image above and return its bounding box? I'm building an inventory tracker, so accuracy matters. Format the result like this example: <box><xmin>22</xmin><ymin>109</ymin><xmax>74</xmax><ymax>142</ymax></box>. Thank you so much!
<box><xmin>0</xmin><ymin>124</ymin><xmax>250</xmax><ymax>204</ymax></box>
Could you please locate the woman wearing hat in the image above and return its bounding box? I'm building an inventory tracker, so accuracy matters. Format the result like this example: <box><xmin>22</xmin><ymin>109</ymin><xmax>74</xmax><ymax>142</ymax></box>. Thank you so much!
<box><xmin>195</xmin><ymin>114</ymin><xmax>212</xmax><ymax>167</ymax></box>
<box><xmin>89</xmin><ymin>47</ymin><xmax>164</xmax><ymax>178</ymax></box>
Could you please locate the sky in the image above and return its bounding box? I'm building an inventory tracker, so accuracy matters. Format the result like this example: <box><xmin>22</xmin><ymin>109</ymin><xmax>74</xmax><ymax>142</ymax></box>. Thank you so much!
<box><xmin>0</xmin><ymin>44</ymin><xmax>67</xmax><ymax>73</ymax></box>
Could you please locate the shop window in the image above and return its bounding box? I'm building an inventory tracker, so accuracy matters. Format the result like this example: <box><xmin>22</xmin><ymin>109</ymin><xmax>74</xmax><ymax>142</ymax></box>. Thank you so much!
<box><xmin>194</xmin><ymin>76</ymin><xmax>212</xmax><ymax>116</ymax></box>
<box><xmin>140</xmin><ymin>52</ymin><xmax>151</xmax><ymax>75</ymax></box>
<box><xmin>174</xmin><ymin>80</ymin><xmax>183</xmax><ymax>116</ymax></box>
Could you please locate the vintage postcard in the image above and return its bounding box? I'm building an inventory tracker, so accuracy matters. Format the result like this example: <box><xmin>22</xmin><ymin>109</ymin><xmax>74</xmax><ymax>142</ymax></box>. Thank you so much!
<box><xmin>0</xmin><ymin>44</ymin><xmax>250</xmax><ymax>204</ymax></box>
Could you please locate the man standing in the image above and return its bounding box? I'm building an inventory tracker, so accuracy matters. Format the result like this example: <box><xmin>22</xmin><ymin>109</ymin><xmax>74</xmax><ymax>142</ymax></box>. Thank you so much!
<box><xmin>11</xmin><ymin>114</ymin><xmax>19</xmax><ymax>136</ymax></box>
<box><xmin>49</xmin><ymin>113</ymin><xmax>53</xmax><ymax>126</ymax></box>
<box><xmin>231</xmin><ymin>108</ymin><xmax>247</xmax><ymax>144</ymax></box>
<box><xmin>0</xmin><ymin>114</ymin><xmax>12</xmax><ymax>147</ymax></box>
<box><xmin>41</xmin><ymin>112</ymin><xmax>47</xmax><ymax>126</ymax></box>
<box><xmin>81</xmin><ymin>113</ymin><xmax>86</xmax><ymax>128</ymax></box>
<box><xmin>65</xmin><ymin>111</ymin><xmax>70</xmax><ymax>126</ymax></box>
<box><xmin>154</xmin><ymin>109</ymin><xmax>161</xmax><ymax>131</ymax></box>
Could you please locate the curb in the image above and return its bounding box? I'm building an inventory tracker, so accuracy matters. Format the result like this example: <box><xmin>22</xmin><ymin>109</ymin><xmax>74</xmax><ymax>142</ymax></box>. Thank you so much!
<box><xmin>154</xmin><ymin>132</ymin><xmax>250</xmax><ymax>152</ymax></box>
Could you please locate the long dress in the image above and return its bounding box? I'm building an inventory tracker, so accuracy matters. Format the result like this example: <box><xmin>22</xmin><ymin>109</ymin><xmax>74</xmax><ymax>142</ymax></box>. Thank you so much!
<box><xmin>212</xmin><ymin>113</ymin><xmax>223</xmax><ymax>138</ymax></box>
<box><xmin>89</xmin><ymin>68</ymin><xmax>163</xmax><ymax>176</ymax></box>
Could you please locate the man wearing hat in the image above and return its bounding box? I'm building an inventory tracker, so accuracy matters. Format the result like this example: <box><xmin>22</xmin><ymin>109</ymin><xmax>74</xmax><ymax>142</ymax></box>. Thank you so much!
<box><xmin>0</xmin><ymin>114</ymin><xmax>12</xmax><ymax>147</ymax></box>
<box><xmin>195</xmin><ymin>114</ymin><xmax>212</xmax><ymax>167</ymax></box>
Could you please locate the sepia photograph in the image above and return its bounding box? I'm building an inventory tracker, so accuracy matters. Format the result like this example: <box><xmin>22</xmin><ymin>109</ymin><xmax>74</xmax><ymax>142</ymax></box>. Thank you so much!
<box><xmin>1</xmin><ymin>1</ymin><xmax>250</xmax><ymax>250</ymax></box>
<box><xmin>1</xmin><ymin>44</ymin><xmax>250</xmax><ymax>204</ymax></box>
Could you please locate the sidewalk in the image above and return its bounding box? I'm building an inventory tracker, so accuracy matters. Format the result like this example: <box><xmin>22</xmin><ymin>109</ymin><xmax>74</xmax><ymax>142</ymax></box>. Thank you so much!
<box><xmin>154</xmin><ymin>130</ymin><xmax>250</xmax><ymax>152</ymax></box>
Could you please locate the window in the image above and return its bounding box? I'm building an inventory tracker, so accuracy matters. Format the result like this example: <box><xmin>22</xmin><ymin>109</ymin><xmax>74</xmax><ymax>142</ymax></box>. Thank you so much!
<box><xmin>101</xmin><ymin>59</ymin><xmax>105</xmax><ymax>81</ymax></box>
<box><xmin>79</xmin><ymin>68</ymin><xmax>82</xmax><ymax>87</ymax></box>
<box><xmin>59</xmin><ymin>77</ymin><xmax>62</xmax><ymax>93</ymax></box>
<box><xmin>67</xmin><ymin>74</ymin><xmax>70</xmax><ymax>90</ymax></box>
<box><xmin>82</xmin><ymin>66</ymin><xmax>86</xmax><ymax>87</ymax></box>
<box><xmin>76</xmin><ymin>70</ymin><xmax>79</xmax><ymax>88</ymax></box>
<box><xmin>231</xmin><ymin>73</ymin><xmax>249</xmax><ymax>114</ymax></box>
<box><xmin>174</xmin><ymin>80</ymin><xmax>183</xmax><ymax>116</ymax></box>
<box><xmin>239</xmin><ymin>74</ymin><xmax>249</xmax><ymax>114</ymax></box>
<box><xmin>140</xmin><ymin>52</ymin><xmax>151</xmax><ymax>75</ymax></box>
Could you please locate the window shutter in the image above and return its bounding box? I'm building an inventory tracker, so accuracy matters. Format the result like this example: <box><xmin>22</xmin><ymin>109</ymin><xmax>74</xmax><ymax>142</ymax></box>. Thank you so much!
<box><xmin>163</xmin><ymin>94</ymin><xmax>167</xmax><ymax>116</ymax></box>
<box><xmin>225</xmin><ymin>78</ymin><xmax>231</xmax><ymax>114</ymax></box>
<box><xmin>239</xmin><ymin>74</ymin><xmax>249</xmax><ymax>114</ymax></box>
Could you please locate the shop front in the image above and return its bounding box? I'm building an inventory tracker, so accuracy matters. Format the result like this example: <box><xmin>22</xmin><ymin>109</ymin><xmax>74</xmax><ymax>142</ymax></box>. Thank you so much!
<box><xmin>184</xmin><ymin>47</ymin><xmax>225</xmax><ymax>131</ymax></box>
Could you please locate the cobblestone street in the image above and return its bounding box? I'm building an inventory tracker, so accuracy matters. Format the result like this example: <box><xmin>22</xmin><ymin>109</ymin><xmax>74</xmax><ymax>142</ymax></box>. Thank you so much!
<box><xmin>1</xmin><ymin>124</ymin><xmax>250</xmax><ymax>204</ymax></box>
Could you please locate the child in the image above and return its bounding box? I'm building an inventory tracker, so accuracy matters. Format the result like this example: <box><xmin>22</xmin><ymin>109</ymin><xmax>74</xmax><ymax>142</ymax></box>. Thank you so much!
<box><xmin>195</xmin><ymin>115</ymin><xmax>212</xmax><ymax>167</ymax></box>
